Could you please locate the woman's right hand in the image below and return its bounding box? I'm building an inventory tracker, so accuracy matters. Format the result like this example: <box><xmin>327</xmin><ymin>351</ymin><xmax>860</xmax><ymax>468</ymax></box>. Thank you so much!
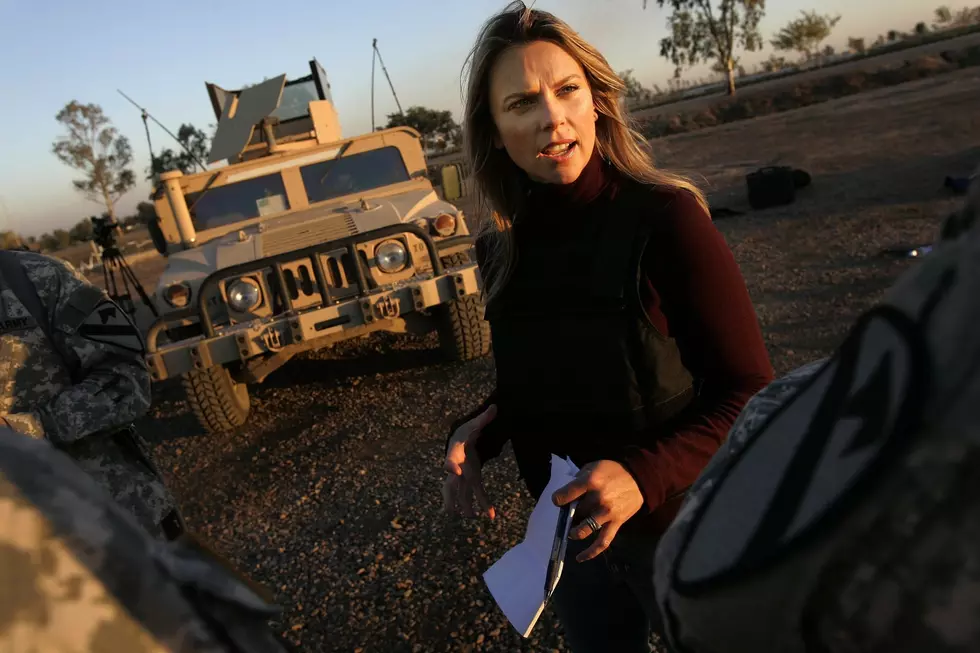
<box><xmin>442</xmin><ymin>404</ymin><xmax>498</xmax><ymax>520</ymax></box>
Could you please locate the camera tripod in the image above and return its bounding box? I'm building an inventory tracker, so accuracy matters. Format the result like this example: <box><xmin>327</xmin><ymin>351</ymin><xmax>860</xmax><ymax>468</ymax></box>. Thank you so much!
<box><xmin>100</xmin><ymin>243</ymin><xmax>159</xmax><ymax>319</ymax></box>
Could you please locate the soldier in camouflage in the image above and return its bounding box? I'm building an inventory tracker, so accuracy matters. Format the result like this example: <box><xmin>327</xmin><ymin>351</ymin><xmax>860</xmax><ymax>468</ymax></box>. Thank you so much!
<box><xmin>0</xmin><ymin>423</ymin><xmax>287</xmax><ymax>652</ymax></box>
<box><xmin>0</xmin><ymin>248</ymin><xmax>183</xmax><ymax>540</ymax></box>
<box><xmin>654</xmin><ymin>167</ymin><xmax>980</xmax><ymax>653</ymax></box>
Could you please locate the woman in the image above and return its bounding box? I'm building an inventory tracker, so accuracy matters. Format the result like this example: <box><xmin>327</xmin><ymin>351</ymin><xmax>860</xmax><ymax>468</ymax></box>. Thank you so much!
<box><xmin>442</xmin><ymin>2</ymin><xmax>774</xmax><ymax>650</ymax></box>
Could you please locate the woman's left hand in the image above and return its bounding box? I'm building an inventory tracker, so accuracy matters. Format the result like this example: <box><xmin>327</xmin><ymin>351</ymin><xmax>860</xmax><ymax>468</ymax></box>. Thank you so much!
<box><xmin>552</xmin><ymin>460</ymin><xmax>644</xmax><ymax>562</ymax></box>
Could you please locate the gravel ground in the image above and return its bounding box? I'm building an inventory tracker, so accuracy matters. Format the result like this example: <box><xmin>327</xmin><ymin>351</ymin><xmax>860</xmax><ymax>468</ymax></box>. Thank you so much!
<box><xmin>135</xmin><ymin>70</ymin><xmax>980</xmax><ymax>652</ymax></box>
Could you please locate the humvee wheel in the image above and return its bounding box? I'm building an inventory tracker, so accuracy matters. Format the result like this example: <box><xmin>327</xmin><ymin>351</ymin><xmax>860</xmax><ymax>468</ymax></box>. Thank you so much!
<box><xmin>182</xmin><ymin>364</ymin><xmax>251</xmax><ymax>434</ymax></box>
<box><xmin>435</xmin><ymin>253</ymin><xmax>491</xmax><ymax>362</ymax></box>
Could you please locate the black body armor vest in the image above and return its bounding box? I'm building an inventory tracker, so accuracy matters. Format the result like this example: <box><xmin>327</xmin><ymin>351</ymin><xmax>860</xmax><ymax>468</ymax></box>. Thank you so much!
<box><xmin>484</xmin><ymin>184</ymin><xmax>697</xmax><ymax>482</ymax></box>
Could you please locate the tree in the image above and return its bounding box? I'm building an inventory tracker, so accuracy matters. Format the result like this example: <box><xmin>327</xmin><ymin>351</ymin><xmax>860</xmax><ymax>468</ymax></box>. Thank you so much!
<box><xmin>822</xmin><ymin>44</ymin><xmax>835</xmax><ymax>57</ymax></box>
<box><xmin>951</xmin><ymin>6</ymin><xmax>980</xmax><ymax>27</ymax></box>
<box><xmin>38</xmin><ymin>234</ymin><xmax>57</xmax><ymax>252</ymax></box>
<box><xmin>51</xmin><ymin>102</ymin><xmax>135</xmax><ymax>222</ymax></box>
<box><xmin>887</xmin><ymin>29</ymin><xmax>899</xmax><ymax>42</ymax></box>
<box><xmin>384</xmin><ymin>106</ymin><xmax>460</xmax><ymax>153</ymax></box>
<box><xmin>620</xmin><ymin>69</ymin><xmax>644</xmax><ymax>99</ymax></box>
<box><xmin>770</xmin><ymin>10</ymin><xmax>841</xmax><ymax>61</ymax></box>
<box><xmin>54</xmin><ymin>229</ymin><xmax>71</xmax><ymax>249</ymax></box>
<box><xmin>914</xmin><ymin>21</ymin><xmax>929</xmax><ymax>35</ymax></box>
<box><xmin>68</xmin><ymin>218</ymin><xmax>94</xmax><ymax>244</ymax></box>
<box><xmin>39</xmin><ymin>229</ymin><xmax>72</xmax><ymax>252</ymax></box>
<box><xmin>934</xmin><ymin>5</ymin><xmax>953</xmax><ymax>27</ymax></box>
<box><xmin>619</xmin><ymin>69</ymin><xmax>652</xmax><ymax>103</ymax></box>
<box><xmin>645</xmin><ymin>0</ymin><xmax>766</xmax><ymax>96</ymax></box>
<box><xmin>136</xmin><ymin>201</ymin><xmax>157</xmax><ymax>225</ymax></box>
<box><xmin>848</xmin><ymin>36</ymin><xmax>866</xmax><ymax>54</ymax></box>
<box><xmin>147</xmin><ymin>123</ymin><xmax>210</xmax><ymax>181</ymax></box>
<box><xmin>760</xmin><ymin>53</ymin><xmax>788</xmax><ymax>72</ymax></box>
<box><xmin>711</xmin><ymin>58</ymin><xmax>747</xmax><ymax>76</ymax></box>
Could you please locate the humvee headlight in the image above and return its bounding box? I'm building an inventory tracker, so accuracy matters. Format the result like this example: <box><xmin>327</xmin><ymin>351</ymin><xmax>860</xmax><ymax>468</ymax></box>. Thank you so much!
<box><xmin>163</xmin><ymin>282</ymin><xmax>191</xmax><ymax>308</ymax></box>
<box><xmin>431</xmin><ymin>213</ymin><xmax>457</xmax><ymax>237</ymax></box>
<box><xmin>375</xmin><ymin>240</ymin><xmax>408</xmax><ymax>273</ymax></box>
<box><xmin>227</xmin><ymin>278</ymin><xmax>261</xmax><ymax>312</ymax></box>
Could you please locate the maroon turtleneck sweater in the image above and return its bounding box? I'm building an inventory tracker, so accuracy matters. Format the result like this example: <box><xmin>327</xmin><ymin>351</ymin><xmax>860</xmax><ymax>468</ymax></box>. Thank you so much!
<box><xmin>451</xmin><ymin>148</ymin><xmax>774</xmax><ymax>530</ymax></box>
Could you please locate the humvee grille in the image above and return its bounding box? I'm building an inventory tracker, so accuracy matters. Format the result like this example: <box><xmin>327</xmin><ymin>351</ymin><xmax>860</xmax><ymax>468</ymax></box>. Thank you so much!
<box><xmin>261</xmin><ymin>212</ymin><xmax>358</xmax><ymax>257</ymax></box>
<box><xmin>263</xmin><ymin>249</ymin><xmax>364</xmax><ymax>315</ymax></box>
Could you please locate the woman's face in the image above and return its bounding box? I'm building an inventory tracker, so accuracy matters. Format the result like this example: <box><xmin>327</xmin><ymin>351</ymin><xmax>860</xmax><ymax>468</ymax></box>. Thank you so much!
<box><xmin>488</xmin><ymin>40</ymin><xmax>598</xmax><ymax>185</ymax></box>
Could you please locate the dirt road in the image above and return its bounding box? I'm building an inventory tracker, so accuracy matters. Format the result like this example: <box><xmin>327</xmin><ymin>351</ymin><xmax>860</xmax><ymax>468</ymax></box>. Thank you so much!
<box><xmin>136</xmin><ymin>69</ymin><xmax>979</xmax><ymax>652</ymax></box>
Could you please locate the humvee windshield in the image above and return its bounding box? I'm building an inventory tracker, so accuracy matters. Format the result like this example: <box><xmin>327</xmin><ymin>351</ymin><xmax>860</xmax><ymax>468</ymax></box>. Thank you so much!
<box><xmin>186</xmin><ymin>173</ymin><xmax>290</xmax><ymax>231</ymax></box>
<box><xmin>186</xmin><ymin>146</ymin><xmax>412</xmax><ymax>231</ymax></box>
<box><xmin>300</xmin><ymin>146</ymin><xmax>409</xmax><ymax>203</ymax></box>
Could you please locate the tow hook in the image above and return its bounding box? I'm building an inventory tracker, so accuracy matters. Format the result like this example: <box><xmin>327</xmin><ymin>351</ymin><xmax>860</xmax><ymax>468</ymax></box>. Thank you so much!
<box><xmin>261</xmin><ymin>327</ymin><xmax>284</xmax><ymax>351</ymax></box>
<box><xmin>376</xmin><ymin>295</ymin><xmax>400</xmax><ymax>319</ymax></box>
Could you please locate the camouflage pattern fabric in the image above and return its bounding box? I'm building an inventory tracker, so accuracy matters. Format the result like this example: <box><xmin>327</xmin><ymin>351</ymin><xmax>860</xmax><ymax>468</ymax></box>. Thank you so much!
<box><xmin>0</xmin><ymin>250</ymin><xmax>178</xmax><ymax>537</ymax></box>
<box><xmin>0</xmin><ymin>426</ymin><xmax>286</xmax><ymax>652</ymax></box>
<box><xmin>654</xmin><ymin>169</ymin><xmax>980</xmax><ymax>653</ymax></box>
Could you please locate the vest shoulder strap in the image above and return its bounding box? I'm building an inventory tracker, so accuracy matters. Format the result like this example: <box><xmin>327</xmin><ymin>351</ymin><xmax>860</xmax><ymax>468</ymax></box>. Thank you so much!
<box><xmin>0</xmin><ymin>251</ymin><xmax>78</xmax><ymax>380</ymax></box>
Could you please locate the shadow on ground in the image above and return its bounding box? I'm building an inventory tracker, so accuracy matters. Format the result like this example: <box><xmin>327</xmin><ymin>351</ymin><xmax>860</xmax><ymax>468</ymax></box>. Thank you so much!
<box><xmin>261</xmin><ymin>339</ymin><xmax>446</xmax><ymax>391</ymax></box>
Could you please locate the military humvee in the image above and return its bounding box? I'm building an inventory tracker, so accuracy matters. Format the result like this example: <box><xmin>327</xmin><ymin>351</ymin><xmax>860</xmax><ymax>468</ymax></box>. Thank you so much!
<box><xmin>144</xmin><ymin>59</ymin><xmax>487</xmax><ymax>434</ymax></box>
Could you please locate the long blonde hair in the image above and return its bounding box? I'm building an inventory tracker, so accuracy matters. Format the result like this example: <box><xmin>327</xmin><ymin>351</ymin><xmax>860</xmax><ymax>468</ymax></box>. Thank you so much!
<box><xmin>461</xmin><ymin>1</ymin><xmax>709</xmax><ymax>303</ymax></box>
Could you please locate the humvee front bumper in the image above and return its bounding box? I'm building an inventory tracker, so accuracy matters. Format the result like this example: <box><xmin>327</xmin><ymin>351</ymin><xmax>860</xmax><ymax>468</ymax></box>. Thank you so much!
<box><xmin>144</xmin><ymin>223</ymin><xmax>480</xmax><ymax>382</ymax></box>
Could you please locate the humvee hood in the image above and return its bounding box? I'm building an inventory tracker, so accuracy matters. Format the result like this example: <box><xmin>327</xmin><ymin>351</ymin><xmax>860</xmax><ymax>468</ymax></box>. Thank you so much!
<box><xmin>153</xmin><ymin>186</ymin><xmax>458</xmax><ymax>309</ymax></box>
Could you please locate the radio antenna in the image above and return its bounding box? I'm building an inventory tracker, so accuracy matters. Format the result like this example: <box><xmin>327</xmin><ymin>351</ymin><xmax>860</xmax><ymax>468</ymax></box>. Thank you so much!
<box><xmin>371</xmin><ymin>39</ymin><xmax>404</xmax><ymax>132</ymax></box>
<box><xmin>116</xmin><ymin>89</ymin><xmax>208</xmax><ymax>172</ymax></box>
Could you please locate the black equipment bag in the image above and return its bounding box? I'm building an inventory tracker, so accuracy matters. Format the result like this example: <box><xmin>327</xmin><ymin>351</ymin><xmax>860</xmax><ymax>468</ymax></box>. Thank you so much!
<box><xmin>746</xmin><ymin>166</ymin><xmax>798</xmax><ymax>210</ymax></box>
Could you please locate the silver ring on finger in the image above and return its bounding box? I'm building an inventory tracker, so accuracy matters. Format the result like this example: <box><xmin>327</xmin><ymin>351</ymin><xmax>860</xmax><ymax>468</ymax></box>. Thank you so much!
<box><xmin>584</xmin><ymin>516</ymin><xmax>601</xmax><ymax>534</ymax></box>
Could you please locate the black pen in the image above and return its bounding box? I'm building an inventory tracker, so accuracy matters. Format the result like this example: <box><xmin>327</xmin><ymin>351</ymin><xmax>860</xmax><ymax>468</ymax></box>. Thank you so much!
<box><xmin>544</xmin><ymin>502</ymin><xmax>575</xmax><ymax>603</ymax></box>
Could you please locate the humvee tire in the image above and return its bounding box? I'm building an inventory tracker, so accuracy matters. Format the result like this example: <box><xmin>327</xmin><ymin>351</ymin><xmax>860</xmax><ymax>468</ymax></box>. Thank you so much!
<box><xmin>435</xmin><ymin>253</ymin><xmax>491</xmax><ymax>362</ymax></box>
<box><xmin>183</xmin><ymin>364</ymin><xmax>251</xmax><ymax>434</ymax></box>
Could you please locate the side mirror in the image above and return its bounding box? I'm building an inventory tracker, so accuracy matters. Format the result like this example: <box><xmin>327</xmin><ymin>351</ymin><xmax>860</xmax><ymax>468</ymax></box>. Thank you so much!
<box><xmin>441</xmin><ymin>163</ymin><xmax>464</xmax><ymax>202</ymax></box>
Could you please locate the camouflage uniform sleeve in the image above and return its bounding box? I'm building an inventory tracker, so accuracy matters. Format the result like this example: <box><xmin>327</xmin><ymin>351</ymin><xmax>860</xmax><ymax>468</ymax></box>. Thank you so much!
<box><xmin>1</xmin><ymin>413</ymin><xmax>45</xmax><ymax>437</ymax></box>
<box><xmin>4</xmin><ymin>256</ymin><xmax>151</xmax><ymax>445</ymax></box>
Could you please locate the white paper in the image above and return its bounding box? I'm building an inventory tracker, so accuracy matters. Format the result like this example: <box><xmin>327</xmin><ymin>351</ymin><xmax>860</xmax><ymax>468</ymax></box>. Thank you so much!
<box><xmin>483</xmin><ymin>454</ymin><xmax>580</xmax><ymax>638</ymax></box>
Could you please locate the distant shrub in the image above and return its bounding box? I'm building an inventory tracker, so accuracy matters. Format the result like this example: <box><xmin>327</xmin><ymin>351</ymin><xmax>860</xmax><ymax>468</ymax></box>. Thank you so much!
<box><xmin>715</xmin><ymin>101</ymin><xmax>754</xmax><ymax>122</ymax></box>
<box><xmin>693</xmin><ymin>110</ymin><xmax>720</xmax><ymax>128</ymax></box>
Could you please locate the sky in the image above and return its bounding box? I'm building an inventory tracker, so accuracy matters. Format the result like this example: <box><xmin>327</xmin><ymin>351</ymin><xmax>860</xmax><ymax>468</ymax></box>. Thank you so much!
<box><xmin>0</xmin><ymin>0</ymin><xmax>949</xmax><ymax>237</ymax></box>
